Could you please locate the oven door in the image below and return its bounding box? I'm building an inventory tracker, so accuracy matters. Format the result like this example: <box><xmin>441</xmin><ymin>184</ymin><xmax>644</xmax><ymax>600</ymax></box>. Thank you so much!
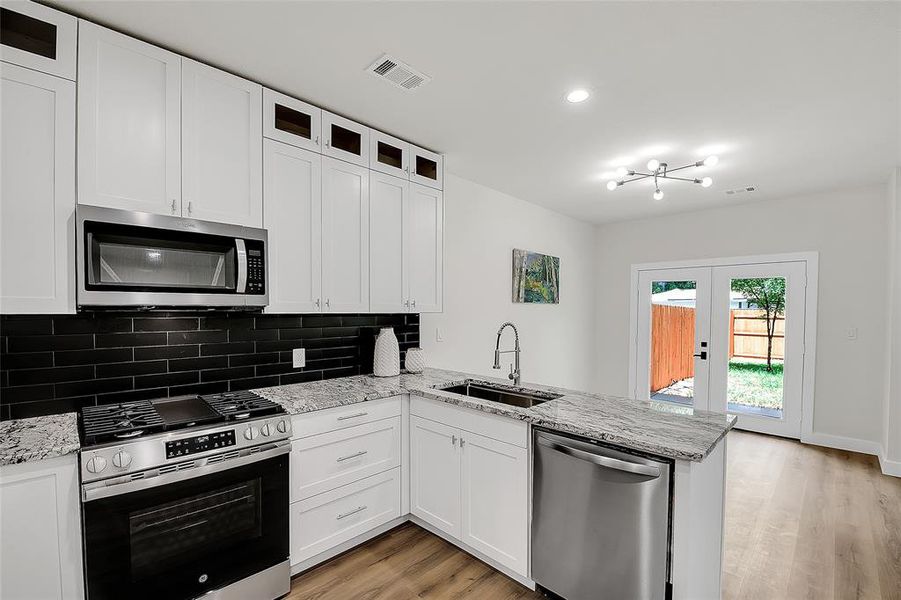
<box><xmin>76</xmin><ymin>205</ymin><xmax>267</xmax><ymax>308</ymax></box>
<box><xmin>82</xmin><ymin>448</ymin><xmax>288</xmax><ymax>600</ymax></box>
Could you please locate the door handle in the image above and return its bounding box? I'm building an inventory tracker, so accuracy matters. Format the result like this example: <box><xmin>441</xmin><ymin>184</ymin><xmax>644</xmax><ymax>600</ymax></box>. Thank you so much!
<box><xmin>693</xmin><ymin>351</ymin><xmax>708</xmax><ymax>360</ymax></box>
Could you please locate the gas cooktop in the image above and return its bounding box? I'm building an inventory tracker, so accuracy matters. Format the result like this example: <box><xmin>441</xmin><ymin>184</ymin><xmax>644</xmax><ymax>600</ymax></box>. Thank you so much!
<box><xmin>80</xmin><ymin>390</ymin><xmax>285</xmax><ymax>446</ymax></box>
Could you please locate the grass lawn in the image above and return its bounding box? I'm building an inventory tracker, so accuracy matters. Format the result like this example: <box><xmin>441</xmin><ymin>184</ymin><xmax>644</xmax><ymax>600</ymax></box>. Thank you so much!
<box><xmin>727</xmin><ymin>360</ymin><xmax>784</xmax><ymax>409</ymax></box>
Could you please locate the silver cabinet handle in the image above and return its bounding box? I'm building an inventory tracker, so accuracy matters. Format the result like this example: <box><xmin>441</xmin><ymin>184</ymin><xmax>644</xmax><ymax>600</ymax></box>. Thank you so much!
<box><xmin>336</xmin><ymin>505</ymin><xmax>366</xmax><ymax>520</ymax></box>
<box><xmin>325</xmin><ymin>139</ymin><xmax>330</xmax><ymax>148</ymax></box>
<box><xmin>460</xmin><ymin>437</ymin><xmax>465</xmax><ymax>448</ymax></box>
<box><xmin>170</xmin><ymin>199</ymin><xmax>177</xmax><ymax>214</ymax></box>
<box><xmin>411</xmin><ymin>299</ymin><xmax>416</xmax><ymax>308</ymax></box>
<box><xmin>315</xmin><ymin>298</ymin><xmax>320</xmax><ymax>308</ymax></box>
<box><xmin>404</xmin><ymin>299</ymin><xmax>410</xmax><ymax>308</ymax></box>
<box><xmin>337</xmin><ymin>411</ymin><xmax>368</xmax><ymax>421</ymax></box>
<box><xmin>315</xmin><ymin>135</ymin><xmax>320</xmax><ymax>145</ymax></box>
<box><xmin>537</xmin><ymin>437</ymin><xmax>660</xmax><ymax>478</ymax></box>
<box><xmin>325</xmin><ymin>298</ymin><xmax>330</xmax><ymax>308</ymax></box>
<box><xmin>187</xmin><ymin>201</ymin><xmax>193</xmax><ymax>215</ymax></box>
<box><xmin>336</xmin><ymin>450</ymin><xmax>368</xmax><ymax>462</ymax></box>
<box><xmin>451</xmin><ymin>435</ymin><xmax>457</xmax><ymax>446</ymax></box>
<box><xmin>404</xmin><ymin>165</ymin><xmax>409</xmax><ymax>174</ymax></box>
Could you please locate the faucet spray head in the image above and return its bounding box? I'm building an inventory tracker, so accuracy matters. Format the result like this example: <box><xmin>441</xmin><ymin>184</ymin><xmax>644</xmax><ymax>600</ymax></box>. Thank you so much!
<box><xmin>493</xmin><ymin>349</ymin><xmax>501</xmax><ymax>369</ymax></box>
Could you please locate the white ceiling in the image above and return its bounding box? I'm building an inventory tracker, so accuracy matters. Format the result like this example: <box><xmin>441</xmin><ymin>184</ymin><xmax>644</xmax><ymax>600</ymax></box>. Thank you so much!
<box><xmin>52</xmin><ymin>1</ymin><xmax>901</xmax><ymax>224</ymax></box>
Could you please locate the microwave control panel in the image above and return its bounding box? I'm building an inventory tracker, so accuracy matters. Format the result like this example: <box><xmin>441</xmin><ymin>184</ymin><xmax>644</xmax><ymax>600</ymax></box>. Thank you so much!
<box><xmin>166</xmin><ymin>430</ymin><xmax>236</xmax><ymax>459</ymax></box>
<box><xmin>245</xmin><ymin>240</ymin><xmax>266</xmax><ymax>295</ymax></box>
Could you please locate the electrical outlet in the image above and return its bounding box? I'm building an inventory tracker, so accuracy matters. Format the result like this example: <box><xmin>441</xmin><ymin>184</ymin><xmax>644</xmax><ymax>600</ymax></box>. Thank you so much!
<box><xmin>292</xmin><ymin>348</ymin><xmax>306</xmax><ymax>368</ymax></box>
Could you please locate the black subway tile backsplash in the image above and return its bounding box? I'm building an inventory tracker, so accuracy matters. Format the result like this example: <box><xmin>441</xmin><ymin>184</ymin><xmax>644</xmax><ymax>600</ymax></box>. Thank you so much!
<box><xmin>0</xmin><ymin>312</ymin><xmax>420</xmax><ymax>421</ymax></box>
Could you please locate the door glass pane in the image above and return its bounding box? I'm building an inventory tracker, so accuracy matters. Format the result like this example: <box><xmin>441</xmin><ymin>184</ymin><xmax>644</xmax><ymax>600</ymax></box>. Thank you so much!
<box><xmin>0</xmin><ymin>7</ymin><xmax>57</xmax><ymax>60</ymax></box>
<box><xmin>726</xmin><ymin>277</ymin><xmax>786</xmax><ymax>419</ymax></box>
<box><xmin>649</xmin><ymin>280</ymin><xmax>697</xmax><ymax>404</ymax></box>
<box><xmin>415</xmin><ymin>155</ymin><xmax>438</xmax><ymax>181</ymax></box>
<box><xmin>93</xmin><ymin>239</ymin><xmax>235</xmax><ymax>290</ymax></box>
<box><xmin>377</xmin><ymin>141</ymin><xmax>403</xmax><ymax>169</ymax></box>
<box><xmin>330</xmin><ymin>123</ymin><xmax>361</xmax><ymax>156</ymax></box>
<box><xmin>274</xmin><ymin>103</ymin><xmax>312</xmax><ymax>140</ymax></box>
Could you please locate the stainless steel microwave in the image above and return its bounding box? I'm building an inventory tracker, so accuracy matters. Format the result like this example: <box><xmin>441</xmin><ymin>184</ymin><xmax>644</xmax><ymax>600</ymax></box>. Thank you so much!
<box><xmin>76</xmin><ymin>205</ymin><xmax>268</xmax><ymax>309</ymax></box>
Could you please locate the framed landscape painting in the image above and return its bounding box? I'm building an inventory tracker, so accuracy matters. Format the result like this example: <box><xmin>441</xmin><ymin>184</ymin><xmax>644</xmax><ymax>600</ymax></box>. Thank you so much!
<box><xmin>512</xmin><ymin>249</ymin><xmax>560</xmax><ymax>304</ymax></box>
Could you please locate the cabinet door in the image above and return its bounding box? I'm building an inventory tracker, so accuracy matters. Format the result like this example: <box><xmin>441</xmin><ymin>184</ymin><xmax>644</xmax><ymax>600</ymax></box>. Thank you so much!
<box><xmin>263</xmin><ymin>88</ymin><xmax>321</xmax><ymax>153</ymax></box>
<box><xmin>410</xmin><ymin>145</ymin><xmax>443</xmax><ymax>190</ymax></box>
<box><xmin>369</xmin><ymin>171</ymin><xmax>409</xmax><ymax>313</ymax></box>
<box><xmin>369</xmin><ymin>130</ymin><xmax>409</xmax><ymax>179</ymax></box>
<box><xmin>0</xmin><ymin>456</ymin><xmax>84</xmax><ymax>600</ymax></box>
<box><xmin>182</xmin><ymin>59</ymin><xmax>262</xmax><ymax>227</ymax></box>
<box><xmin>322</xmin><ymin>110</ymin><xmax>369</xmax><ymax>167</ymax></box>
<box><xmin>410</xmin><ymin>416</ymin><xmax>461</xmax><ymax>538</ymax></box>
<box><xmin>77</xmin><ymin>22</ymin><xmax>181</xmax><ymax>216</ymax></box>
<box><xmin>0</xmin><ymin>0</ymin><xmax>76</xmax><ymax>80</ymax></box>
<box><xmin>461</xmin><ymin>431</ymin><xmax>529</xmax><ymax>576</ymax></box>
<box><xmin>0</xmin><ymin>63</ymin><xmax>75</xmax><ymax>314</ymax></box>
<box><xmin>408</xmin><ymin>183</ymin><xmax>443</xmax><ymax>313</ymax></box>
<box><xmin>321</xmin><ymin>157</ymin><xmax>369</xmax><ymax>312</ymax></box>
<box><xmin>263</xmin><ymin>139</ymin><xmax>322</xmax><ymax>313</ymax></box>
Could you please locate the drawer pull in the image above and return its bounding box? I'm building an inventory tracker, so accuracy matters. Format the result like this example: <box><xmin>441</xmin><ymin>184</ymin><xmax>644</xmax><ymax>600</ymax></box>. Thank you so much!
<box><xmin>337</xmin><ymin>412</ymin><xmax>368</xmax><ymax>421</ymax></box>
<box><xmin>336</xmin><ymin>450</ymin><xmax>368</xmax><ymax>462</ymax></box>
<box><xmin>336</xmin><ymin>505</ymin><xmax>367</xmax><ymax>520</ymax></box>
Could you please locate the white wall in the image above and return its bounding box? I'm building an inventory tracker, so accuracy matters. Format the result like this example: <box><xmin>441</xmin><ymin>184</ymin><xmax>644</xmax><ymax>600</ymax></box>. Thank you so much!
<box><xmin>421</xmin><ymin>173</ymin><xmax>597</xmax><ymax>392</ymax></box>
<box><xmin>885</xmin><ymin>168</ymin><xmax>901</xmax><ymax>468</ymax></box>
<box><xmin>593</xmin><ymin>185</ymin><xmax>889</xmax><ymax>447</ymax></box>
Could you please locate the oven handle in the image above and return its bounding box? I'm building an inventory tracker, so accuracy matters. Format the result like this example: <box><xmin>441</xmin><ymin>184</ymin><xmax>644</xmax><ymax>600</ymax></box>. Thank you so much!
<box><xmin>81</xmin><ymin>441</ymin><xmax>290</xmax><ymax>503</ymax></box>
<box><xmin>236</xmin><ymin>239</ymin><xmax>247</xmax><ymax>293</ymax></box>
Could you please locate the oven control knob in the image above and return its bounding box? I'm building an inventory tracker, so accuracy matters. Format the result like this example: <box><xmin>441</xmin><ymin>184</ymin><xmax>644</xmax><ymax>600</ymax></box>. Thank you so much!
<box><xmin>276</xmin><ymin>420</ymin><xmax>289</xmax><ymax>434</ymax></box>
<box><xmin>112</xmin><ymin>450</ymin><xmax>132</xmax><ymax>469</ymax></box>
<box><xmin>260</xmin><ymin>423</ymin><xmax>272</xmax><ymax>437</ymax></box>
<box><xmin>85</xmin><ymin>455</ymin><xmax>107</xmax><ymax>474</ymax></box>
<box><xmin>243</xmin><ymin>426</ymin><xmax>259</xmax><ymax>441</ymax></box>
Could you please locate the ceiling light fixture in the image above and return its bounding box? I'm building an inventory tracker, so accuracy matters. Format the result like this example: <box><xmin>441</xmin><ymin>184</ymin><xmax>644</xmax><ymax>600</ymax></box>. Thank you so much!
<box><xmin>566</xmin><ymin>89</ymin><xmax>590</xmax><ymax>103</ymax></box>
<box><xmin>606</xmin><ymin>156</ymin><xmax>718</xmax><ymax>200</ymax></box>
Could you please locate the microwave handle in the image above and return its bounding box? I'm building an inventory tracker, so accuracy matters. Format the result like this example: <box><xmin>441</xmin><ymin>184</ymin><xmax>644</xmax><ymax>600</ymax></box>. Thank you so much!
<box><xmin>86</xmin><ymin>232</ymin><xmax>97</xmax><ymax>285</ymax></box>
<box><xmin>235</xmin><ymin>239</ymin><xmax>247</xmax><ymax>293</ymax></box>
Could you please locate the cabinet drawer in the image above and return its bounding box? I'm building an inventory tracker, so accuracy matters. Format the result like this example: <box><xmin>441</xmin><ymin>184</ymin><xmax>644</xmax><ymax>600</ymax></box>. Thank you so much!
<box><xmin>410</xmin><ymin>395</ymin><xmax>528</xmax><ymax>448</ymax></box>
<box><xmin>290</xmin><ymin>416</ymin><xmax>401</xmax><ymax>501</ymax></box>
<box><xmin>291</xmin><ymin>396</ymin><xmax>402</xmax><ymax>439</ymax></box>
<box><xmin>290</xmin><ymin>468</ymin><xmax>400</xmax><ymax>565</ymax></box>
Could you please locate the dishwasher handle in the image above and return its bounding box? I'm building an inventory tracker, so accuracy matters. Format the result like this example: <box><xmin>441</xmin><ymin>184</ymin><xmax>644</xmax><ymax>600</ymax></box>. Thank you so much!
<box><xmin>538</xmin><ymin>437</ymin><xmax>661</xmax><ymax>478</ymax></box>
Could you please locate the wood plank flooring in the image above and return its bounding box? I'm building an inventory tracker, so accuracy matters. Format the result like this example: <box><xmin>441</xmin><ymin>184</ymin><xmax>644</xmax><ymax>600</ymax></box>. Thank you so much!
<box><xmin>288</xmin><ymin>430</ymin><xmax>901</xmax><ymax>600</ymax></box>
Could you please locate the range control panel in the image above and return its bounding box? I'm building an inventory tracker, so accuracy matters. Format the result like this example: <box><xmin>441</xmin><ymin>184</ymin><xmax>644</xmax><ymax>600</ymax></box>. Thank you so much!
<box><xmin>245</xmin><ymin>240</ymin><xmax>265</xmax><ymax>295</ymax></box>
<box><xmin>165</xmin><ymin>430</ymin><xmax>236</xmax><ymax>459</ymax></box>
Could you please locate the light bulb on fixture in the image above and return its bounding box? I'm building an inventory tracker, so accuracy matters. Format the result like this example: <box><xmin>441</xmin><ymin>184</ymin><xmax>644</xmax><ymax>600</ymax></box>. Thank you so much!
<box><xmin>703</xmin><ymin>155</ymin><xmax>719</xmax><ymax>167</ymax></box>
<box><xmin>566</xmin><ymin>89</ymin><xmax>590</xmax><ymax>103</ymax></box>
<box><xmin>653</xmin><ymin>189</ymin><xmax>664</xmax><ymax>201</ymax></box>
<box><xmin>606</xmin><ymin>180</ymin><xmax>619</xmax><ymax>191</ymax></box>
<box><xmin>647</xmin><ymin>159</ymin><xmax>660</xmax><ymax>171</ymax></box>
<box><xmin>701</xmin><ymin>177</ymin><xmax>713</xmax><ymax>188</ymax></box>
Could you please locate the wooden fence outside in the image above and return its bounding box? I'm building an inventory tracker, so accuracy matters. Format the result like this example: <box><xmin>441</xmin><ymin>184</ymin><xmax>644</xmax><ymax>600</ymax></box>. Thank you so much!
<box><xmin>651</xmin><ymin>305</ymin><xmax>785</xmax><ymax>393</ymax></box>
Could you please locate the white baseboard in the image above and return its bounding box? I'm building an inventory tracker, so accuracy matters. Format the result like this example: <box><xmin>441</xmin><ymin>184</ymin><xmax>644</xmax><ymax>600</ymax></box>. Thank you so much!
<box><xmin>802</xmin><ymin>432</ymin><xmax>900</xmax><ymax>478</ymax></box>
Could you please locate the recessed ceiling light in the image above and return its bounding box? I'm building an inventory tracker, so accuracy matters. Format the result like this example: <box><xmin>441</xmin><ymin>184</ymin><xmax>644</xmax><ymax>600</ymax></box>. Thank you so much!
<box><xmin>566</xmin><ymin>89</ymin><xmax>590</xmax><ymax>103</ymax></box>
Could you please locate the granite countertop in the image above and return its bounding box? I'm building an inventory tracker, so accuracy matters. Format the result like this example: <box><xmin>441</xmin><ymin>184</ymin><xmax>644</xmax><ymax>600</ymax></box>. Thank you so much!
<box><xmin>256</xmin><ymin>367</ymin><xmax>736</xmax><ymax>461</ymax></box>
<box><xmin>0</xmin><ymin>413</ymin><xmax>80</xmax><ymax>467</ymax></box>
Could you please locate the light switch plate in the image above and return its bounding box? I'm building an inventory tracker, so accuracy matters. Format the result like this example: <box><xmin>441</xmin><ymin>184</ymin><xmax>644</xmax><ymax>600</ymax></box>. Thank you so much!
<box><xmin>292</xmin><ymin>348</ymin><xmax>306</xmax><ymax>367</ymax></box>
<box><xmin>436</xmin><ymin>327</ymin><xmax>444</xmax><ymax>342</ymax></box>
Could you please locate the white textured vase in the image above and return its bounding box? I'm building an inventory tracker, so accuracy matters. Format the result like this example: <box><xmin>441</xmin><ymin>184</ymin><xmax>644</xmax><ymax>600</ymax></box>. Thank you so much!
<box><xmin>405</xmin><ymin>347</ymin><xmax>426</xmax><ymax>373</ymax></box>
<box><xmin>373</xmin><ymin>327</ymin><xmax>400</xmax><ymax>377</ymax></box>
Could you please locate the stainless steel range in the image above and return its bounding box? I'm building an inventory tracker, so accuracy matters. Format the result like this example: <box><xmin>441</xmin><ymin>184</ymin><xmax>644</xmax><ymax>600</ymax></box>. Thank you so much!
<box><xmin>79</xmin><ymin>391</ymin><xmax>291</xmax><ymax>600</ymax></box>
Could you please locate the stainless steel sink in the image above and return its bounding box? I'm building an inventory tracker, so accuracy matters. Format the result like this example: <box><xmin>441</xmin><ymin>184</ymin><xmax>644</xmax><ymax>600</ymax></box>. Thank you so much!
<box><xmin>437</xmin><ymin>379</ymin><xmax>562</xmax><ymax>408</ymax></box>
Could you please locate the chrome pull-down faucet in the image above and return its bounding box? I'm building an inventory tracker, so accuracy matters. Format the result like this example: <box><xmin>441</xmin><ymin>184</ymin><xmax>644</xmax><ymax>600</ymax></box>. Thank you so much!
<box><xmin>493</xmin><ymin>322</ymin><xmax>521</xmax><ymax>386</ymax></box>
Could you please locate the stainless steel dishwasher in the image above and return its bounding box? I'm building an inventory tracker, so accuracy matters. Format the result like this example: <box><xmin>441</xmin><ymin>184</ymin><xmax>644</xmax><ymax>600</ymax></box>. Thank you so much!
<box><xmin>531</xmin><ymin>428</ymin><xmax>673</xmax><ymax>600</ymax></box>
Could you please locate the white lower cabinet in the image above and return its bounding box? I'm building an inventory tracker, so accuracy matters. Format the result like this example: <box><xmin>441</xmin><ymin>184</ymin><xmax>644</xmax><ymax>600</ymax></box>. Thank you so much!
<box><xmin>290</xmin><ymin>468</ymin><xmax>401</xmax><ymax>565</ymax></box>
<box><xmin>0</xmin><ymin>63</ymin><xmax>76</xmax><ymax>314</ymax></box>
<box><xmin>0</xmin><ymin>455</ymin><xmax>84</xmax><ymax>600</ymax></box>
<box><xmin>410</xmin><ymin>397</ymin><xmax>529</xmax><ymax>576</ymax></box>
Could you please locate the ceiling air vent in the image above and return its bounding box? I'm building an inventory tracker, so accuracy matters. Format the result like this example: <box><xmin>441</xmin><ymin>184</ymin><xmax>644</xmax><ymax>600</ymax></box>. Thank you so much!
<box><xmin>367</xmin><ymin>54</ymin><xmax>432</xmax><ymax>92</ymax></box>
<box><xmin>724</xmin><ymin>185</ymin><xmax>758</xmax><ymax>196</ymax></box>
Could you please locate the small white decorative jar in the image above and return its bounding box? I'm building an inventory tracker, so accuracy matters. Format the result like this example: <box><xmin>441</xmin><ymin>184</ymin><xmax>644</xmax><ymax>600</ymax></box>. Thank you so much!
<box><xmin>405</xmin><ymin>347</ymin><xmax>426</xmax><ymax>373</ymax></box>
<box><xmin>373</xmin><ymin>327</ymin><xmax>400</xmax><ymax>377</ymax></box>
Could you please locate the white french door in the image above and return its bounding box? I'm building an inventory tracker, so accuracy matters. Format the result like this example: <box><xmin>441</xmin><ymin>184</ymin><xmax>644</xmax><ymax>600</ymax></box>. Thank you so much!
<box><xmin>633</xmin><ymin>258</ymin><xmax>811</xmax><ymax>439</ymax></box>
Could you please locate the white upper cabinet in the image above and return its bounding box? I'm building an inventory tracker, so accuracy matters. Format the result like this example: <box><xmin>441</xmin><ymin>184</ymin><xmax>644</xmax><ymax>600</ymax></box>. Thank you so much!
<box><xmin>369</xmin><ymin>171</ymin><xmax>409</xmax><ymax>313</ymax></box>
<box><xmin>263</xmin><ymin>88</ymin><xmax>321</xmax><ymax>153</ymax></box>
<box><xmin>369</xmin><ymin>130</ymin><xmax>410</xmax><ymax>179</ymax></box>
<box><xmin>322</xmin><ymin>110</ymin><xmax>369</xmax><ymax>167</ymax></box>
<box><xmin>182</xmin><ymin>59</ymin><xmax>262</xmax><ymax>227</ymax></box>
<box><xmin>410</xmin><ymin>145</ymin><xmax>443</xmax><ymax>190</ymax></box>
<box><xmin>78</xmin><ymin>22</ymin><xmax>182</xmax><ymax>216</ymax></box>
<box><xmin>263</xmin><ymin>139</ymin><xmax>322</xmax><ymax>313</ymax></box>
<box><xmin>408</xmin><ymin>183</ymin><xmax>443</xmax><ymax>313</ymax></box>
<box><xmin>0</xmin><ymin>1</ymin><xmax>76</xmax><ymax>80</ymax></box>
<box><xmin>0</xmin><ymin>63</ymin><xmax>75</xmax><ymax>314</ymax></box>
<box><xmin>321</xmin><ymin>157</ymin><xmax>370</xmax><ymax>312</ymax></box>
